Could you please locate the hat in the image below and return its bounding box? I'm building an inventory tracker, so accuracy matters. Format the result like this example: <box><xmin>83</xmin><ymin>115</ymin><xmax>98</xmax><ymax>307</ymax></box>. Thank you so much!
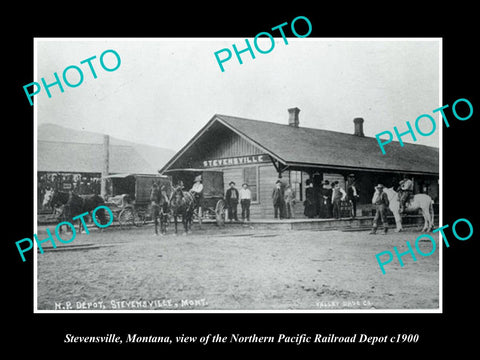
<box><xmin>242</xmin><ymin>183</ymin><xmax>248</xmax><ymax>187</ymax></box>
<box><xmin>348</xmin><ymin>173</ymin><xmax>355</xmax><ymax>177</ymax></box>
<box><xmin>194</xmin><ymin>175</ymin><xmax>202</xmax><ymax>182</ymax></box>
<box><xmin>322</xmin><ymin>180</ymin><xmax>330</xmax><ymax>185</ymax></box>
<box><xmin>275</xmin><ymin>180</ymin><xmax>282</xmax><ymax>184</ymax></box>
<box><xmin>229</xmin><ymin>181</ymin><xmax>236</xmax><ymax>186</ymax></box>
<box><xmin>376</xmin><ymin>184</ymin><xmax>384</xmax><ymax>189</ymax></box>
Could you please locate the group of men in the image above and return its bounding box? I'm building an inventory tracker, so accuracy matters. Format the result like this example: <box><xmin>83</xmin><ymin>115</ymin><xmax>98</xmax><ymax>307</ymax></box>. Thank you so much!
<box><xmin>225</xmin><ymin>181</ymin><xmax>252</xmax><ymax>222</ymax></box>
<box><xmin>152</xmin><ymin>173</ymin><xmax>414</xmax><ymax>228</ymax></box>
<box><xmin>226</xmin><ymin>178</ymin><xmax>297</xmax><ymax>221</ymax></box>
<box><xmin>271</xmin><ymin>179</ymin><xmax>296</xmax><ymax>220</ymax></box>
<box><xmin>304</xmin><ymin>174</ymin><xmax>360</xmax><ymax>220</ymax></box>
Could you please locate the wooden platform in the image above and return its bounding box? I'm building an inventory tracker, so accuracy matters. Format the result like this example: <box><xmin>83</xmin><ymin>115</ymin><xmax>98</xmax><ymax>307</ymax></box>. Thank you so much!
<box><xmin>37</xmin><ymin>213</ymin><xmax>438</xmax><ymax>233</ymax></box>
<box><xmin>198</xmin><ymin>214</ymin><xmax>438</xmax><ymax>232</ymax></box>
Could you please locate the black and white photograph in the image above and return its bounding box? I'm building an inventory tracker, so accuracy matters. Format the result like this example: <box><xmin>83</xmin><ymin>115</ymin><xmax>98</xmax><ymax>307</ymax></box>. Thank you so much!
<box><xmin>33</xmin><ymin>38</ymin><xmax>440</xmax><ymax>312</ymax></box>
<box><xmin>6</xmin><ymin>7</ymin><xmax>478</xmax><ymax>354</ymax></box>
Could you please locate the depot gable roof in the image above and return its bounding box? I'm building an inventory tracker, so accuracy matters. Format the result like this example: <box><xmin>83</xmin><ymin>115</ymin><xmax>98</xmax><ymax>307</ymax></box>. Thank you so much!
<box><xmin>161</xmin><ymin>114</ymin><xmax>439</xmax><ymax>175</ymax></box>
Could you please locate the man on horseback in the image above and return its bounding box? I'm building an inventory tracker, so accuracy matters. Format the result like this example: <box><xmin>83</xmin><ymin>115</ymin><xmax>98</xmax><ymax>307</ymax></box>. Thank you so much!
<box><xmin>189</xmin><ymin>175</ymin><xmax>204</xmax><ymax>217</ymax></box>
<box><xmin>398</xmin><ymin>175</ymin><xmax>413</xmax><ymax>214</ymax></box>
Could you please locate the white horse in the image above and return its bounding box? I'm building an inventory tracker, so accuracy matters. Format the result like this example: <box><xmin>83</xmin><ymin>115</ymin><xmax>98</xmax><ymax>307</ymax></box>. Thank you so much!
<box><xmin>382</xmin><ymin>188</ymin><xmax>434</xmax><ymax>232</ymax></box>
<box><xmin>42</xmin><ymin>188</ymin><xmax>55</xmax><ymax>208</ymax></box>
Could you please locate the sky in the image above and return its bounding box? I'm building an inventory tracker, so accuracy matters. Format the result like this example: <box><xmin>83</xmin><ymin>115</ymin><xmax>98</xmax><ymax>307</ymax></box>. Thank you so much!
<box><xmin>36</xmin><ymin>38</ymin><xmax>440</xmax><ymax>152</ymax></box>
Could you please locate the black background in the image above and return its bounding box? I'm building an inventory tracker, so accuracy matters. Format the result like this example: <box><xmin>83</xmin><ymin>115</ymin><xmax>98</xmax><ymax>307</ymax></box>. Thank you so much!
<box><xmin>5</xmin><ymin>4</ymin><xmax>478</xmax><ymax>355</ymax></box>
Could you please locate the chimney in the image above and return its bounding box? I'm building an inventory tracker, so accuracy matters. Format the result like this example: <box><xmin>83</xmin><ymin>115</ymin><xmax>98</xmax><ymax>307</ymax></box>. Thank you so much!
<box><xmin>353</xmin><ymin>117</ymin><xmax>364</xmax><ymax>137</ymax></box>
<box><xmin>288</xmin><ymin>107</ymin><xmax>300</xmax><ymax>127</ymax></box>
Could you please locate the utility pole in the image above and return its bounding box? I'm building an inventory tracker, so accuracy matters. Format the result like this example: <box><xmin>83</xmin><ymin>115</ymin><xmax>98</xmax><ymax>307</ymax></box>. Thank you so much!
<box><xmin>101</xmin><ymin>134</ymin><xmax>110</xmax><ymax>197</ymax></box>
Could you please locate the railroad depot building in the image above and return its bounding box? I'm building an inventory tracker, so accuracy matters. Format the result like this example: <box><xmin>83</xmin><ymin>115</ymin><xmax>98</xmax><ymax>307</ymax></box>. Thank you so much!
<box><xmin>160</xmin><ymin>108</ymin><xmax>439</xmax><ymax>219</ymax></box>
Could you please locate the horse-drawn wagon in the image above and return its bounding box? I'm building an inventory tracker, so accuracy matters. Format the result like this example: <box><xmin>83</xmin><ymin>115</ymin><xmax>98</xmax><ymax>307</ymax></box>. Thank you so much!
<box><xmin>162</xmin><ymin>168</ymin><xmax>226</xmax><ymax>226</ymax></box>
<box><xmin>103</xmin><ymin>173</ymin><xmax>172</xmax><ymax>227</ymax></box>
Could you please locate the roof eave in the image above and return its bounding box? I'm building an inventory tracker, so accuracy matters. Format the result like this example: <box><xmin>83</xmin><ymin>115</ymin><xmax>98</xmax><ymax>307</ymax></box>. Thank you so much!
<box><xmin>282</xmin><ymin>160</ymin><xmax>439</xmax><ymax>176</ymax></box>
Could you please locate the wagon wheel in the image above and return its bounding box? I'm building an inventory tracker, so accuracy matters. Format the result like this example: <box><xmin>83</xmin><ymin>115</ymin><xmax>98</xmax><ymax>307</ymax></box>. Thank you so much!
<box><xmin>215</xmin><ymin>199</ymin><xmax>226</xmax><ymax>226</ymax></box>
<box><xmin>119</xmin><ymin>207</ymin><xmax>136</xmax><ymax>227</ymax></box>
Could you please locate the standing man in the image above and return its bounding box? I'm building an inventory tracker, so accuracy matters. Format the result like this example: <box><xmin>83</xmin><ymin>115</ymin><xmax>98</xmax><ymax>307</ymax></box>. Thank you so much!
<box><xmin>225</xmin><ymin>181</ymin><xmax>239</xmax><ymax>222</ymax></box>
<box><xmin>398</xmin><ymin>175</ymin><xmax>413</xmax><ymax>214</ymax></box>
<box><xmin>370</xmin><ymin>184</ymin><xmax>389</xmax><ymax>235</ymax></box>
<box><xmin>331</xmin><ymin>181</ymin><xmax>347</xmax><ymax>219</ymax></box>
<box><xmin>284</xmin><ymin>184</ymin><xmax>296</xmax><ymax>219</ymax></box>
<box><xmin>276</xmin><ymin>176</ymin><xmax>287</xmax><ymax>219</ymax></box>
<box><xmin>272</xmin><ymin>180</ymin><xmax>285</xmax><ymax>219</ymax></box>
<box><xmin>239</xmin><ymin>183</ymin><xmax>252</xmax><ymax>222</ymax></box>
<box><xmin>347</xmin><ymin>176</ymin><xmax>360</xmax><ymax>218</ymax></box>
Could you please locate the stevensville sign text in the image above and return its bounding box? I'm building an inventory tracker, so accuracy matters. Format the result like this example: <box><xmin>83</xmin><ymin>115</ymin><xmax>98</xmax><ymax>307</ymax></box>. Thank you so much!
<box><xmin>203</xmin><ymin>155</ymin><xmax>269</xmax><ymax>168</ymax></box>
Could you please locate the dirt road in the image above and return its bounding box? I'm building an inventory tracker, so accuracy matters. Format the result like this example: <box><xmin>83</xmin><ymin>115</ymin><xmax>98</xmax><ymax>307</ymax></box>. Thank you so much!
<box><xmin>36</xmin><ymin>224</ymin><xmax>439</xmax><ymax>311</ymax></box>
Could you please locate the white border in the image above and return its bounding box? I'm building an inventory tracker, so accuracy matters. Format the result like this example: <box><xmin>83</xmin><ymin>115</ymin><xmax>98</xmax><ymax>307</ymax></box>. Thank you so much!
<box><xmin>33</xmin><ymin>37</ymin><xmax>443</xmax><ymax>314</ymax></box>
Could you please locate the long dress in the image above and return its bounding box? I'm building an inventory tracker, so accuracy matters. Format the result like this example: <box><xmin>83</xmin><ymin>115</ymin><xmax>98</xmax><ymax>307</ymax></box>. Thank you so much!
<box><xmin>318</xmin><ymin>187</ymin><xmax>329</xmax><ymax>218</ymax></box>
<box><xmin>304</xmin><ymin>187</ymin><xmax>317</xmax><ymax>218</ymax></box>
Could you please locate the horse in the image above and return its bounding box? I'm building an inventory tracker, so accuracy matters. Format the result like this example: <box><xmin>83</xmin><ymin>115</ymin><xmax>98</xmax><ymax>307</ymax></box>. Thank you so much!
<box><xmin>382</xmin><ymin>187</ymin><xmax>435</xmax><ymax>232</ymax></box>
<box><xmin>42</xmin><ymin>189</ymin><xmax>107</xmax><ymax>233</ymax></box>
<box><xmin>150</xmin><ymin>185</ymin><xmax>170</xmax><ymax>235</ymax></box>
<box><xmin>169</xmin><ymin>187</ymin><xmax>195</xmax><ymax>235</ymax></box>
<box><xmin>42</xmin><ymin>188</ymin><xmax>56</xmax><ymax>209</ymax></box>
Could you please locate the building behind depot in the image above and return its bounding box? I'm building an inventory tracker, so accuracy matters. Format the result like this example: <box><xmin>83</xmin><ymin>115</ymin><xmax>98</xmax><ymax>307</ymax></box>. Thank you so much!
<box><xmin>37</xmin><ymin>123</ymin><xmax>175</xmax><ymax>213</ymax></box>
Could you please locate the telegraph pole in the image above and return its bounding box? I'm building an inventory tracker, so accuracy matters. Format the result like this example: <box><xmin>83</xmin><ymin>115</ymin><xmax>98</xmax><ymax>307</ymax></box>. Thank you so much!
<box><xmin>101</xmin><ymin>134</ymin><xmax>109</xmax><ymax>197</ymax></box>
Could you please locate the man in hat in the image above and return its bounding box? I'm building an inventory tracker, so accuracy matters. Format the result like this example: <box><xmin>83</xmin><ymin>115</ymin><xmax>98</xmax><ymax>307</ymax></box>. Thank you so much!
<box><xmin>239</xmin><ymin>183</ymin><xmax>252</xmax><ymax>222</ymax></box>
<box><xmin>225</xmin><ymin>181</ymin><xmax>239</xmax><ymax>222</ymax></box>
<box><xmin>347</xmin><ymin>175</ymin><xmax>360</xmax><ymax>218</ymax></box>
<box><xmin>398</xmin><ymin>174</ymin><xmax>413</xmax><ymax>214</ymax></box>
<box><xmin>272</xmin><ymin>179</ymin><xmax>286</xmax><ymax>219</ymax></box>
<box><xmin>370</xmin><ymin>184</ymin><xmax>389</xmax><ymax>235</ymax></box>
<box><xmin>190</xmin><ymin>175</ymin><xmax>204</xmax><ymax>196</ymax></box>
<box><xmin>190</xmin><ymin>175</ymin><xmax>204</xmax><ymax>216</ymax></box>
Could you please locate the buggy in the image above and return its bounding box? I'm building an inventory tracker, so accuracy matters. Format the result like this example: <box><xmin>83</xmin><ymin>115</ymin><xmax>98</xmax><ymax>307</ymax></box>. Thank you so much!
<box><xmin>162</xmin><ymin>168</ymin><xmax>226</xmax><ymax>226</ymax></box>
<box><xmin>103</xmin><ymin>173</ymin><xmax>172</xmax><ymax>227</ymax></box>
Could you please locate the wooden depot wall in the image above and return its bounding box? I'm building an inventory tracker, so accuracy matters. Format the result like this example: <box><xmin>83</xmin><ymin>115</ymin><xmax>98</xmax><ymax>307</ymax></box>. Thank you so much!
<box><xmin>219</xmin><ymin>163</ymin><xmax>305</xmax><ymax>219</ymax></box>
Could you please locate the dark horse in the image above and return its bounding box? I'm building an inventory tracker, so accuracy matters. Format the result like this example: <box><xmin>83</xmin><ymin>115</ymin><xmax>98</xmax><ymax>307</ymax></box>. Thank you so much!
<box><xmin>44</xmin><ymin>190</ymin><xmax>107</xmax><ymax>233</ymax></box>
<box><xmin>169</xmin><ymin>186</ymin><xmax>195</xmax><ymax>235</ymax></box>
<box><xmin>150</xmin><ymin>184</ymin><xmax>169</xmax><ymax>235</ymax></box>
